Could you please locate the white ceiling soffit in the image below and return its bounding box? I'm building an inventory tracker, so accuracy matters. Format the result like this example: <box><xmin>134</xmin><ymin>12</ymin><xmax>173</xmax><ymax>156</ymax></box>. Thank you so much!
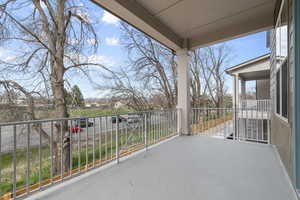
<box><xmin>226</xmin><ymin>54</ymin><xmax>270</xmax><ymax>74</ymax></box>
<box><xmin>92</xmin><ymin>0</ymin><xmax>276</xmax><ymax>51</ymax></box>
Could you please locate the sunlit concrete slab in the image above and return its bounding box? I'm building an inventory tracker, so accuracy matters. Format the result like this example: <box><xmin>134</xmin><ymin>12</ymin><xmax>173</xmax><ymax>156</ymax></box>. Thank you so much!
<box><xmin>30</xmin><ymin>136</ymin><xmax>297</xmax><ymax>200</ymax></box>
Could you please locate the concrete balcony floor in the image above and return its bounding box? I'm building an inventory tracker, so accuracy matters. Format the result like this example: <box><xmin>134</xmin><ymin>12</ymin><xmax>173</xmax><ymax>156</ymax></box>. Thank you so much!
<box><xmin>29</xmin><ymin>136</ymin><xmax>297</xmax><ymax>200</ymax></box>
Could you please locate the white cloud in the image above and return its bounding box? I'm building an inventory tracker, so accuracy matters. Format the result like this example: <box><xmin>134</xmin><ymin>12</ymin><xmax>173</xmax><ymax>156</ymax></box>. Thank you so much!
<box><xmin>101</xmin><ymin>11</ymin><xmax>119</xmax><ymax>25</ymax></box>
<box><xmin>67</xmin><ymin>39</ymin><xmax>79</xmax><ymax>45</ymax></box>
<box><xmin>105</xmin><ymin>37</ymin><xmax>119</xmax><ymax>46</ymax></box>
<box><xmin>67</xmin><ymin>38</ymin><xmax>97</xmax><ymax>45</ymax></box>
<box><xmin>4</xmin><ymin>56</ymin><xmax>17</xmax><ymax>62</ymax></box>
<box><xmin>87</xmin><ymin>55</ymin><xmax>115</xmax><ymax>67</ymax></box>
<box><xmin>65</xmin><ymin>52</ymin><xmax>116</xmax><ymax>68</ymax></box>
<box><xmin>0</xmin><ymin>47</ymin><xmax>15</xmax><ymax>62</ymax></box>
<box><xmin>0</xmin><ymin>48</ymin><xmax>4</xmax><ymax>57</ymax></box>
<box><xmin>87</xmin><ymin>38</ymin><xmax>97</xmax><ymax>45</ymax></box>
<box><xmin>76</xmin><ymin>10</ymin><xmax>91</xmax><ymax>23</ymax></box>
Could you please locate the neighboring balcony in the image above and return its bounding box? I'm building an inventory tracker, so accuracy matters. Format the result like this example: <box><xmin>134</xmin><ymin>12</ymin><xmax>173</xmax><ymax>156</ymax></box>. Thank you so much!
<box><xmin>239</xmin><ymin>99</ymin><xmax>271</xmax><ymax>119</ymax></box>
<box><xmin>191</xmin><ymin>104</ymin><xmax>270</xmax><ymax>143</ymax></box>
<box><xmin>0</xmin><ymin>109</ymin><xmax>297</xmax><ymax>200</ymax></box>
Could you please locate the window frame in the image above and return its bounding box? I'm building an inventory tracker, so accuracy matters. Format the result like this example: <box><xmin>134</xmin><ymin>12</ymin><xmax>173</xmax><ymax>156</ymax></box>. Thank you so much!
<box><xmin>274</xmin><ymin>0</ymin><xmax>289</xmax><ymax>122</ymax></box>
<box><xmin>276</xmin><ymin>67</ymin><xmax>281</xmax><ymax>115</ymax></box>
<box><xmin>275</xmin><ymin>58</ymin><xmax>288</xmax><ymax>121</ymax></box>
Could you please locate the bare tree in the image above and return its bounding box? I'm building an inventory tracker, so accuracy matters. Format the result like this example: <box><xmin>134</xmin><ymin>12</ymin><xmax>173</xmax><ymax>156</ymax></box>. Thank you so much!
<box><xmin>0</xmin><ymin>80</ymin><xmax>63</xmax><ymax>172</ymax></box>
<box><xmin>104</xmin><ymin>23</ymin><xmax>233</xmax><ymax>110</ymax></box>
<box><xmin>190</xmin><ymin>49</ymin><xmax>210</xmax><ymax>107</ymax></box>
<box><xmin>117</xmin><ymin>23</ymin><xmax>177</xmax><ymax>109</ymax></box>
<box><xmin>0</xmin><ymin>0</ymin><xmax>111</xmax><ymax>118</ymax></box>
<box><xmin>197</xmin><ymin>44</ymin><xmax>232</xmax><ymax>109</ymax></box>
<box><xmin>0</xmin><ymin>0</ymin><xmax>111</xmax><ymax>173</ymax></box>
<box><xmin>105</xmin><ymin>69</ymin><xmax>154</xmax><ymax>111</ymax></box>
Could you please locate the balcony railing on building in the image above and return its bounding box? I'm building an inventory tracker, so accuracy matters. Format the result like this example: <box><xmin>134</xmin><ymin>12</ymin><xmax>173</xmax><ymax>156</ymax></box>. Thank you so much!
<box><xmin>0</xmin><ymin>110</ymin><xmax>178</xmax><ymax>199</ymax></box>
<box><xmin>240</xmin><ymin>99</ymin><xmax>271</xmax><ymax>112</ymax></box>
<box><xmin>191</xmin><ymin>105</ymin><xmax>270</xmax><ymax>143</ymax></box>
<box><xmin>0</xmin><ymin>104</ymin><xmax>274</xmax><ymax>199</ymax></box>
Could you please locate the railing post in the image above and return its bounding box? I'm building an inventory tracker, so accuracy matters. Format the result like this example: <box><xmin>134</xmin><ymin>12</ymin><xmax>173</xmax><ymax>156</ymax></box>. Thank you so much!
<box><xmin>50</xmin><ymin>121</ymin><xmax>54</xmax><ymax>184</ymax></box>
<box><xmin>39</xmin><ymin>124</ymin><xmax>42</xmax><ymax>186</ymax></box>
<box><xmin>267</xmin><ymin>105</ymin><xmax>271</xmax><ymax>144</ymax></box>
<box><xmin>177</xmin><ymin>108</ymin><xmax>182</xmax><ymax>135</ymax></box>
<box><xmin>26</xmin><ymin>124</ymin><xmax>30</xmax><ymax>195</ymax></box>
<box><xmin>223</xmin><ymin>108</ymin><xmax>226</xmax><ymax>139</ymax></box>
<box><xmin>69</xmin><ymin>121</ymin><xmax>73</xmax><ymax>175</ymax></box>
<box><xmin>99</xmin><ymin>117</ymin><xmax>102</xmax><ymax>166</ymax></box>
<box><xmin>234</xmin><ymin>107</ymin><xmax>237</xmax><ymax>140</ymax></box>
<box><xmin>59</xmin><ymin>122</ymin><xmax>63</xmax><ymax>179</ymax></box>
<box><xmin>85</xmin><ymin>119</ymin><xmax>88</xmax><ymax>171</ymax></box>
<box><xmin>144</xmin><ymin>113</ymin><xmax>148</xmax><ymax>150</ymax></box>
<box><xmin>93</xmin><ymin>118</ymin><xmax>96</xmax><ymax>167</ymax></box>
<box><xmin>13</xmin><ymin>125</ymin><xmax>16</xmax><ymax>199</ymax></box>
<box><xmin>116</xmin><ymin>115</ymin><xmax>119</xmax><ymax>164</ymax></box>
<box><xmin>0</xmin><ymin>126</ymin><xmax>2</xmax><ymax>184</ymax></box>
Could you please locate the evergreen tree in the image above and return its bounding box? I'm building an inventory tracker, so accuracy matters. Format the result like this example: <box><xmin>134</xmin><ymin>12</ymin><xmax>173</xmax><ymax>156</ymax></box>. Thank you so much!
<box><xmin>64</xmin><ymin>89</ymin><xmax>73</xmax><ymax>106</ymax></box>
<box><xmin>70</xmin><ymin>85</ymin><xmax>85</xmax><ymax>107</ymax></box>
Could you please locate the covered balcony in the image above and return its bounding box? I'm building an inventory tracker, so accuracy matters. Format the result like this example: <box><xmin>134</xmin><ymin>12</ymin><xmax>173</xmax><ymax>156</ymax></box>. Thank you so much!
<box><xmin>0</xmin><ymin>110</ymin><xmax>297</xmax><ymax>200</ymax></box>
<box><xmin>225</xmin><ymin>54</ymin><xmax>271</xmax><ymax>143</ymax></box>
<box><xmin>0</xmin><ymin>0</ymin><xmax>298</xmax><ymax>200</ymax></box>
<box><xmin>226</xmin><ymin>54</ymin><xmax>271</xmax><ymax>113</ymax></box>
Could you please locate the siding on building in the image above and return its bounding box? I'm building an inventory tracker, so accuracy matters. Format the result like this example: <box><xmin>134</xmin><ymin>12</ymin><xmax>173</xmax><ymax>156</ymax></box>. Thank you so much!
<box><xmin>270</xmin><ymin>0</ymin><xmax>294</xmax><ymax>178</ymax></box>
<box><xmin>256</xmin><ymin>79</ymin><xmax>270</xmax><ymax>99</ymax></box>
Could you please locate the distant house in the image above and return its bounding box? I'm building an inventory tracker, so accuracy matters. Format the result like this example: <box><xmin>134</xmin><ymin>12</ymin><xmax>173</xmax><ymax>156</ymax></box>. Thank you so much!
<box><xmin>0</xmin><ymin>97</ymin><xmax>26</xmax><ymax>105</ymax></box>
<box><xmin>226</xmin><ymin>54</ymin><xmax>271</xmax><ymax>142</ymax></box>
<box><xmin>114</xmin><ymin>101</ymin><xmax>125</xmax><ymax>109</ymax></box>
<box><xmin>85</xmin><ymin>103</ymin><xmax>92</xmax><ymax>108</ymax></box>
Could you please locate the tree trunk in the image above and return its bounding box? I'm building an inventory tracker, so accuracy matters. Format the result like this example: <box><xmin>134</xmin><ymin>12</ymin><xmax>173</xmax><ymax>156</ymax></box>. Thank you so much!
<box><xmin>51</xmin><ymin>60</ymin><xmax>71</xmax><ymax>174</ymax></box>
<box><xmin>51</xmin><ymin>0</ymin><xmax>71</xmax><ymax>170</ymax></box>
<box><xmin>52</xmin><ymin>79</ymin><xmax>68</xmax><ymax>118</ymax></box>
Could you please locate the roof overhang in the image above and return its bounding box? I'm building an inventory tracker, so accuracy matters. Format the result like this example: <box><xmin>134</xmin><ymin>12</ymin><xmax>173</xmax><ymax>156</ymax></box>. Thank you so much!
<box><xmin>239</xmin><ymin>70</ymin><xmax>270</xmax><ymax>80</ymax></box>
<box><xmin>226</xmin><ymin>54</ymin><xmax>270</xmax><ymax>80</ymax></box>
<box><xmin>92</xmin><ymin>0</ymin><xmax>277</xmax><ymax>51</ymax></box>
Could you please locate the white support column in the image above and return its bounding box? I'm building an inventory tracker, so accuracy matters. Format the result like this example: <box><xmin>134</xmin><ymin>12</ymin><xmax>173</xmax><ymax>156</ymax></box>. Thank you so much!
<box><xmin>241</xmin><ymin>79</ymin><xmax>246</xmax><ymax>100</ymax></box>
<box><xmin>232</xmin><ymin>74</ymin><xmax>240</xmax><ymax>109</ymax></box>
<box><xmin>176</xmin><ymin>49</ymin><xmax>191</xmax><ymax>135</ymax></box>
<box><xmin>234</xmin><ymin>74</ymin><xmax>240</xmax><ymax>109</ymax></box>
<box><xmin>241</xmin><ymin>79</ymin><xmax>246</xmax><ymax>109</ymax></box>
<box><xmin>233</xmin><ymin>74</ymin><xmax>240</xmax><ymax>139</ymax></box>
<box><xmin>232</xmin><ymin>76</ymin><xmax>236</xmax><ymax>109</ymax></box>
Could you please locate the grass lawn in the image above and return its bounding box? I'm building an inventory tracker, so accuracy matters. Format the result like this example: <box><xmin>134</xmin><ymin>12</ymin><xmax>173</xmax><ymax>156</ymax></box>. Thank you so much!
<box><xmin>69</xmin><ymin>108</ymin><xmax>134</xmax><ymax>117</ymax></box>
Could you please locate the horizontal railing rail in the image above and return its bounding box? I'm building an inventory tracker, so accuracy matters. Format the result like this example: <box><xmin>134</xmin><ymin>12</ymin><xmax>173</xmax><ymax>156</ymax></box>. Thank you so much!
<box><xmin>240</xmin><ymin>99</ymin><xmax>271</xmax><ymax>112</ymax></box>
<box><xmin>0</xmin><ymin>109</ymin><xmax>177</xmax><ymax>127</ymax></box>
<box><xmin>191</xmin><ymin>107</ymin><xmax>270</xmax><ymax>144</ymax></box>
<box><xmin>0</xmin><ymin>109</ymin><xmax>179</xmax><ymax>199</ymax></box>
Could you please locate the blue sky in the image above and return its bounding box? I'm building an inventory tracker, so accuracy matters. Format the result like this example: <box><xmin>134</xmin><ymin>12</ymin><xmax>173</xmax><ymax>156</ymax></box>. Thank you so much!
<box><xmin>0</xmin><ymin>1</ymin><xmax>271</xmax><ymax>98</ymax></box>
<box><xmin>72</xmin><ymin>4</ymin><xmax>270</xmax><ymax>98</ymax></box>
<box><xmin>224</xmin><ymin>31</ymin><xmax>270</xmax><ymax>93</ymax></box>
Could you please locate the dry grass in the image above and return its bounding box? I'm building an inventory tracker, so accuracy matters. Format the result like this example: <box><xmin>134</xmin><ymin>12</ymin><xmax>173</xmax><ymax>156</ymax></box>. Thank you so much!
<box><xmin>192</xmin><ymin>114</ymin><xmax>233</xmax><ymax>136</ymax></box>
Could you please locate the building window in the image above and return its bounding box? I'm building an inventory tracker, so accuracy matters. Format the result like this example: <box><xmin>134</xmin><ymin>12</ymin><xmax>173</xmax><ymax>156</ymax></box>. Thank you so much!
<box><xmin>275</xmin><ymin>0</ymin><xmax>288</xmax><ymax>120</ymax></box>
<box><xmin>276</xmin><ymin>71</ymin><xmax>280</xmax><ymax>114</ymax></box>
<box><xmin>282</xmin><ymin>61</ymin><xmax>288</xmax><ymax>118</ymax></box>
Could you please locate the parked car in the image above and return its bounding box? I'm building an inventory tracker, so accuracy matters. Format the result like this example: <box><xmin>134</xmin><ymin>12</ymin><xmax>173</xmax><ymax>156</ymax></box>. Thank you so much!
<box><xmin>111</xmin><ymin>114</ymin><xmax>141</xmax><ymax>124</ymax></box>
<box><xmin>111</xmin><ymin>115</ymin><xmax>126</xmax><ymax>124</ymax></box>
<box><xmin>126</xmin><ymin>114</ymin><xmax>141</xmax><ymax>123</ymax></box>
<box><xmin>70</xmin><ymin>127</ymin><xmax>83</xmax><ymax>133</ymax></box>
<box><xmin>74</xmin><ymin>117</ymin><xmax>94</xmax><ymax>128</ymax></box>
